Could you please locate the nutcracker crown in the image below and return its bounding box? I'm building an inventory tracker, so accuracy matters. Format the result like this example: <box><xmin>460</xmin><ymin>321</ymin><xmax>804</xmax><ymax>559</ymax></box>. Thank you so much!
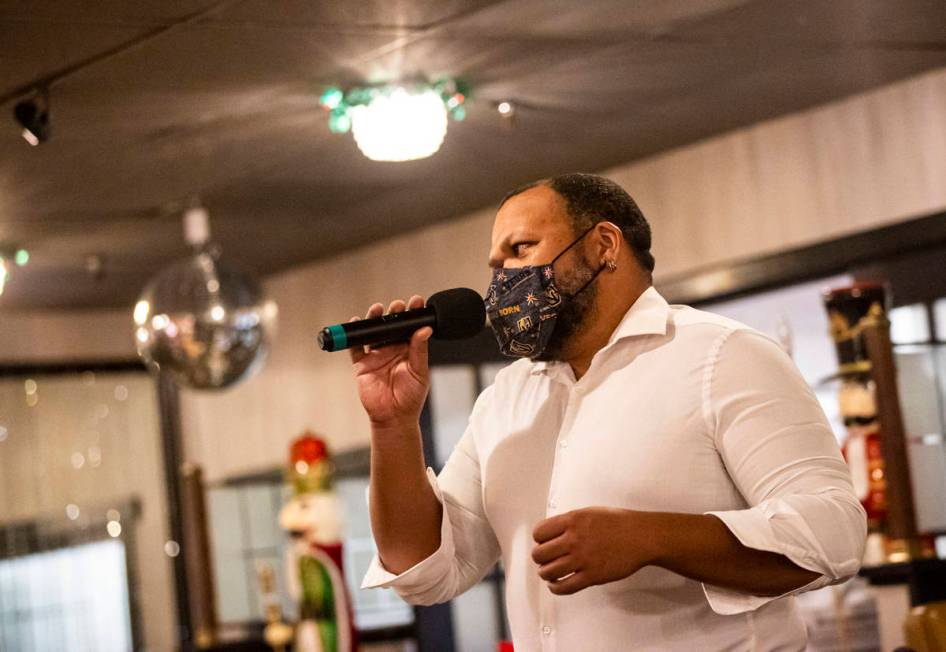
<box><xmin>288</xmin><ymin>431</ymin><xmax>334</xmax><ymax>494</ymax></box>
<box><xmin>823</xmin><ymin>282</ymin><xmax>890</xmax><ymax>376</ymax></box>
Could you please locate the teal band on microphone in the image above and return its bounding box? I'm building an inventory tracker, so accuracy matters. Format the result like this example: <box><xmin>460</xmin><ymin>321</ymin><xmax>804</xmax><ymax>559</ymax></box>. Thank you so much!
<box><xmin>327</xmin><ymin>324</ymin><xmax>347</xmax><ymax>351</ymax></box>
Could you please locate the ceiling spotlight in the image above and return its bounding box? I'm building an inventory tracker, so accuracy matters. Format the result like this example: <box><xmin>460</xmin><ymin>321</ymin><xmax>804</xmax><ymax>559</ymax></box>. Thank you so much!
<box><xmin>14</xmin><ymin>92</ymin><xmax>50</xmax><ymax>146</ymax></box>
<box><xmin>320</xmin><ymin>79</ymin><xmax>468</xmax><ymax>162</ymax></box>
<box><xmin>497</xmin><ymin>101</ymin><xmax>514</xmax><ymax>116</ymax></box>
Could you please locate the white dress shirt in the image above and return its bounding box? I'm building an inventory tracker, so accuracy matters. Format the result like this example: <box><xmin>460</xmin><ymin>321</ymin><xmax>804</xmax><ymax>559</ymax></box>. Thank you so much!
<box><xmin>363</xmin><ymin>287</ymin><xmax>866</xmax><ymax>651</ymax></box>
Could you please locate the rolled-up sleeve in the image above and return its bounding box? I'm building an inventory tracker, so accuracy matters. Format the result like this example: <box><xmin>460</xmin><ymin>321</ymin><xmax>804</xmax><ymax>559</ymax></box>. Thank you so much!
<box><xmin>701</xmin><ymin>329</ymin><xmax>867</xmax><ymax>615</ymax></box>
<box><xmin>361</xmin><ymin>388</ymin><xmax>502</xmax><ymax>605</ymax></box>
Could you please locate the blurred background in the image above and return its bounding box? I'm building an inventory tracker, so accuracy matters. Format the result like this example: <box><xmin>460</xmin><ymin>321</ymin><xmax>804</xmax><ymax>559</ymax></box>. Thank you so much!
<box><xmin>2</xmin><ymin>1</ymin><xmax>946</xmax><ymax>651</ymax></box>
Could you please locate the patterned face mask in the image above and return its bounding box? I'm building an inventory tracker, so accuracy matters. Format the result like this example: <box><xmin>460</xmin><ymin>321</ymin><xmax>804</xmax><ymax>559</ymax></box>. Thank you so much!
<box><xmin>484</xmin><ymin>226</ymin><xmax>602</xmax><ymax>358</ymax></box>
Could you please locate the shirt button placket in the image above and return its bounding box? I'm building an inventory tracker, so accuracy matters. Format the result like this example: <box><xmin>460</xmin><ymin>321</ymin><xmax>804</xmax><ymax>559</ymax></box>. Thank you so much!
<box><xmin>550</xmin><ymin>436</ymin><xmax>568</xmax><ymax>509</ymax></box>
<box><xmin>548</xmin><ymin>384</ymin><xmax>581</xmax><ymax>517</ymax></box>
<box><xmin>541</xmin><ymin>623</ymin><xmax>556</xmax><ymax>652</ymax></box>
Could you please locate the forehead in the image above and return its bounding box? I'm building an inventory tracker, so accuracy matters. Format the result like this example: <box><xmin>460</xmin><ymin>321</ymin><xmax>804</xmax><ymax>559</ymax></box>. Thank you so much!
<box><xmin>492</xmin><ymin>185</ymin><xmax>571</xmax><ymax>239</ymax></box>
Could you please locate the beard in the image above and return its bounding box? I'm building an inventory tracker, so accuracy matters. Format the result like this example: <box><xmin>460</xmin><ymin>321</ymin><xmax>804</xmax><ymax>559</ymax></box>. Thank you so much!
<box><xmin>534</xmin><ymin>252</ymin><xmax>600</xmax><ymax>362</ymax></box>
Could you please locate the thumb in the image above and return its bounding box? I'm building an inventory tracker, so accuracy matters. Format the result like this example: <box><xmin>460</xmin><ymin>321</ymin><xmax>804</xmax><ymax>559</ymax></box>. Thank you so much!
<box><xmin>407</xmin><ymin>327</ymin><xmax>432</xmax><ymax>379</ymax></box>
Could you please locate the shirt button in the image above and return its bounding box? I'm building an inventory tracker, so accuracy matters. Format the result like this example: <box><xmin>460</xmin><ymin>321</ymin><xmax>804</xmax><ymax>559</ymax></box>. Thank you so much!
<box><xmin>559</xmin><ymin>440</ymin><xmax>568</xmax><ymax>448</ymax></box>
<box><xmin>542</xmin><ymin>626</ymin><xmax>552</xmax><ymax>636</ymax></box>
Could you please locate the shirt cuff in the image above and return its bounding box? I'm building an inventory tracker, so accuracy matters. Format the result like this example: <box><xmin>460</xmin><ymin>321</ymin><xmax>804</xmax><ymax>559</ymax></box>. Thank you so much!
<box><xmin>361</xmin><ymin>467</ymin><xmax>456</xmax><ymax>593</ymax></box>
<box><xmin>701</xmin><ymin>508</ymin><xmax>830</xmax><ymax>615</ymax></box>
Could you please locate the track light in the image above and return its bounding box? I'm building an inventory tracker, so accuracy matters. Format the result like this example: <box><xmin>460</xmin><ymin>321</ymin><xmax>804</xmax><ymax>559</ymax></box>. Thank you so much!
<box><xmin>14</xmin><ymin>92</ymin><xmax>50</xmax><ymax>146</ymax></box>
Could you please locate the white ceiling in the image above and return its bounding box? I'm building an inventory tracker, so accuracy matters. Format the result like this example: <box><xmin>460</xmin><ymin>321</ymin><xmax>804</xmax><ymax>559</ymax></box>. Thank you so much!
<box><xmin>2</xmin><ymin>0</ymin><xmax>945</xmax><ymax>309</ymax></box>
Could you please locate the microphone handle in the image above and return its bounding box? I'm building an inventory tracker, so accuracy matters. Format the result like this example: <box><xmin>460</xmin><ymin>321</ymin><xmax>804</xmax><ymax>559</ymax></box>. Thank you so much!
<box><xmin>318</xmin><ymin>308</ymin><xmax>436</xmax><ymax>351</ymax></box>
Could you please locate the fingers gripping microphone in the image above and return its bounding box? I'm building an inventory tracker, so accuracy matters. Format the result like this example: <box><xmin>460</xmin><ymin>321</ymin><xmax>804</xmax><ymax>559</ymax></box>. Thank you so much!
<box><xmin>318</xmin><ymin>288</ymin><xmax>485</xmax><ymax>352</ymax></box>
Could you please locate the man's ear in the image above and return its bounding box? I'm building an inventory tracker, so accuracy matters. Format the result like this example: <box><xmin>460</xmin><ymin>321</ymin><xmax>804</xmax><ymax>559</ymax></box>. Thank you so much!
<box><xmin>595</xmin><ymin>221</ymin><xmax>623</xmax><ymax>262</ymax></box>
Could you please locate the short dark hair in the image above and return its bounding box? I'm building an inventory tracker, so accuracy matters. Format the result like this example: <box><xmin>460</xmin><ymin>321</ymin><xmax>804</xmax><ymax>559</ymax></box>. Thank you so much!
<box><xmin>501</xmin><ymin>173</ymin><xmax>655</xmax><ymax>274</ymax></box>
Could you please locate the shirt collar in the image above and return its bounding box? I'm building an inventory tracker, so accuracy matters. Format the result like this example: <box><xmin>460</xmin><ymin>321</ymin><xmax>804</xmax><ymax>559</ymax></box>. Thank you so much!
<box><xmin>529</xmin><ymin>286</ymin><xmax>670</xmax><ymax>376</ymax></box>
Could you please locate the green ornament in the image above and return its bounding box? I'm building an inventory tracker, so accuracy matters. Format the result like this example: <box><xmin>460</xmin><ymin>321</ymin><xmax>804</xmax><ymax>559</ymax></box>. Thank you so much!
<box><xmin>346</xmin><ymin>87</ymin><xmax>374</xmax><ymax>106</ymax></box>
<box><xmin>328</xmin><ymin>110</ymin><xmax>351</xmax><ymax>134</ymax></box>
<box><xmin>319</xmin><ymin>87</ymin><xmax>344</xmax><ymax>110</ymax></box>
<box><xmin>451</xmin><ymin>106</ymin><xmax>466</xmax><ymax>122</ymax></box>
<box><xmin>14</xmin><ymin>249</ymin><xmax>29</xmax><ymax>267</ymax></box>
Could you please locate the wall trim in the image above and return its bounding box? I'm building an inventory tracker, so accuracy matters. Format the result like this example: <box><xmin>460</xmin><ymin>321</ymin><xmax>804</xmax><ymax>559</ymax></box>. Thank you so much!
<box><xmin>657</xmin><ymin>209</ymin><xmax>946</xmax><ymax>306</ymax></box>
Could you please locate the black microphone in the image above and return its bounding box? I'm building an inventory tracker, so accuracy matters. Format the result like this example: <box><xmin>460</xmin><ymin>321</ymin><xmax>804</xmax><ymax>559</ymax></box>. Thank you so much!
<box><xmin>318</xmin><ymin>287</ymin><xmax>485</xmax><ymax>352</ymax></box>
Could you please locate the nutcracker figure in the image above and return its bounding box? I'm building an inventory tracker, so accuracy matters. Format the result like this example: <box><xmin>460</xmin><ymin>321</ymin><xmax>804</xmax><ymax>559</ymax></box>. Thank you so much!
<box><xmin>278</xmin><ymin>432</ymin><xmax>357</xmax><ymax>652</ymax></box>
<box><xmin>827</xmin><ymin>284</ymin><xmax>940</xmax><ymax>565</ymax></box>
<box><xmin>824</xmin><ymin>284</ymin><xmax>889</xmax><ymax>541</ymax></box>
<box><xmin>836</xmin><ymin>376</ymin><xmax>886</xmax><ymax>529</ymax></box>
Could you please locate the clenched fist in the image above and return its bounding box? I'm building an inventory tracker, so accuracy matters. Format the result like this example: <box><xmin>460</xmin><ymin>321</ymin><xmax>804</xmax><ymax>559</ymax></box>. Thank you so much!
<box><xmin>531</xmin><ymin>507</ymin><xmax>661</xmax><ymax>595</ymax></box>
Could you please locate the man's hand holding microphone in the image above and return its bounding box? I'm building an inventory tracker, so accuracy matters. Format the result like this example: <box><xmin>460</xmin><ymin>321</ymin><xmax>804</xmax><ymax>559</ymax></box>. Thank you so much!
<box><xmin>349</xmin><ymin>295</ymin><xmax>433</xmax><ymax>433</ymax></box>
<box><xmin>330</xmin><ymin>289</ymin><xmax>485</xmax><ymax>574</ymax></box>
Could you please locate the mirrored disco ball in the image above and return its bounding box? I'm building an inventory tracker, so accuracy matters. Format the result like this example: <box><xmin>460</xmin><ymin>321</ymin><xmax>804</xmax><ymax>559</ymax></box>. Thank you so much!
<box><xmin>134</xmin><ymin>251</ymin><xmax>277</xmax><ymax>390</ymax></box>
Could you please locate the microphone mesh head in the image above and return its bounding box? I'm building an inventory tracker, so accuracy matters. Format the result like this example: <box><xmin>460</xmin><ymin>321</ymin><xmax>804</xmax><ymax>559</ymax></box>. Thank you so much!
<box><xmin>427</xmin><ymin>288</ymin><xmax>486</xmax><ymax>340</ymax></box>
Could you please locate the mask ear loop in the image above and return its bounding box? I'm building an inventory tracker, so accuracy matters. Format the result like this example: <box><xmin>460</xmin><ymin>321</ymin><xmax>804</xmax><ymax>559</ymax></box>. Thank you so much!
<box><xmin>548</xmin><ymin>223</ymin><xmax>608</xmax><ymax>298</ymax></box>
<box><xmin>550</xmin><ymin>224</ymin><xmax>597</xmax><ymax>266</ymax></box>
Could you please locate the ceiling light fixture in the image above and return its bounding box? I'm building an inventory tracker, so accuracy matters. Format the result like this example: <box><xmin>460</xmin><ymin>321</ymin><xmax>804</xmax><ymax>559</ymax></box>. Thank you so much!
<box><xmin>319</xmin><ymin>79</ymin><xmax>468</xmax><ymax>162</ymax></box>
<box><xmin>0</xmin><ymin>247</ymin><xmax>29</xmax><ymax>297</ymax></box>
<box><xmin>14</xmin><ymin>90</ymin><xmax>50</xmax><ymax>146</ymax></box>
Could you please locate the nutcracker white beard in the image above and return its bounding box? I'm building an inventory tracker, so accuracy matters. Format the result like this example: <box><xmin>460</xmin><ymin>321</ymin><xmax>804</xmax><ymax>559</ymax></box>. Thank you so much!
<box><xmin>279</xmin><ymin>492</ymin><xmax>343</xmax><ymax>545</ymax></box>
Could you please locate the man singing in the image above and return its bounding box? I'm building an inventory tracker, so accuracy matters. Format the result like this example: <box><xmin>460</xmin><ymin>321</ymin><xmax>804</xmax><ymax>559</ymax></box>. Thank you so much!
<box><xmin>350</xmin><ymin>173</ymin><xmax>865</xmax><ymax>650</ymax></box>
